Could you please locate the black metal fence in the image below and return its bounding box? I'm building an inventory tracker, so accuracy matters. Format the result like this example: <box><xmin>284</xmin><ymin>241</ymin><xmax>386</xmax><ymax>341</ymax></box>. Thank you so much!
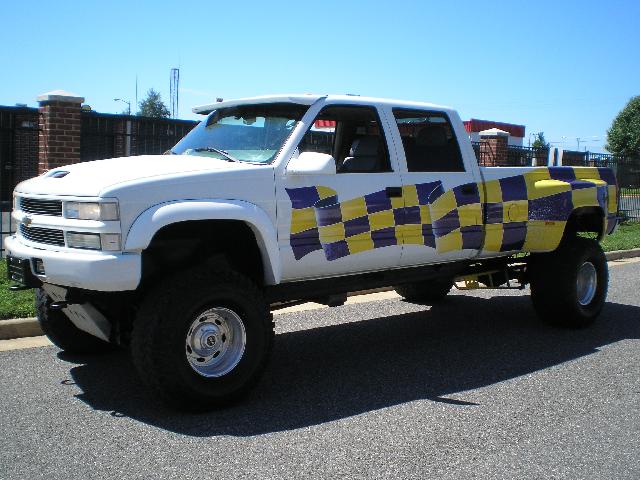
<box><xmin>471</xmin><ymin>141</ymin><xmax>550</xmax><ymax>167</ymax></box>
<box><xmin>562</xmin><ymin>150</ymin><xmax>640</xmax><ymax>222</ymax></box>
<box><xmin>1</xmin><ymin>106</ymin><xmax>39</xmax><ymax>258</ymax></box>
<box><xmin>81</xmin><ymin>112</ymin><xmax>198</xmax><ymax>161</ymax></box>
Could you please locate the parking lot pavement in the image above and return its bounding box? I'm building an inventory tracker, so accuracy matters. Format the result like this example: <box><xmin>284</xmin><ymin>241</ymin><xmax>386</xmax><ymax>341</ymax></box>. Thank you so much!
<box><xmin>1</xmin><ymin>262</ymin><xmax>639</xmax><ymax>480</ymax></box>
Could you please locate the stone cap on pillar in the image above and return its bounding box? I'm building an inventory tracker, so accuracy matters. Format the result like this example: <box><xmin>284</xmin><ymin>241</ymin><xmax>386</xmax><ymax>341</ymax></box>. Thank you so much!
<box><xmin>479</xmin><ymin>128</ymin><xmax>510</xmax><ymax>138</ymax></box>
<box><xmin>36</xmin><ymin>90</ymin><xmax>85</xmax><ymax>104</ymax></box>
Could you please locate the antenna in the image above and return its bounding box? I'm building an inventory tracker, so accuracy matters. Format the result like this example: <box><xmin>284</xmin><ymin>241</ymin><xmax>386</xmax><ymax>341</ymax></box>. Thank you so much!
<box><xmin>170</xmin><ymin>68</ymin><xmax>180</xmax><ymax>118</ymax></box>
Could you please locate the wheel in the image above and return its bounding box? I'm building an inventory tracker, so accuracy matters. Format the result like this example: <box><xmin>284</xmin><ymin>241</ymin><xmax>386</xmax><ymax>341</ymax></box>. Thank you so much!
<box><xmin>395</xmin><ymin>278</ymin><xmax>453</xmax><ymax>304</ymax></box>
<box><xmin>131</xmin><ymin>266</ymin><xmax>274</xmax><ymax>411</ymax></box>
<box><xmin>35</xmin><ymin>288</ymin><xmax>113</xmax><ymax>354</ymax></box>
<box><xmin>529</xmin><ymin>237</ymin><xmax>608</xmax><ymax>328</ymax></box>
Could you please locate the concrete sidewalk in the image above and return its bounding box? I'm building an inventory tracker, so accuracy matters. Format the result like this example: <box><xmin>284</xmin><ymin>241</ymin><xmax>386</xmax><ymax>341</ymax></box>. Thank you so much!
<box><xmin>2</xmin><ymin>248</ymin><xmax>639</xmax><ymax>342</ymax></box>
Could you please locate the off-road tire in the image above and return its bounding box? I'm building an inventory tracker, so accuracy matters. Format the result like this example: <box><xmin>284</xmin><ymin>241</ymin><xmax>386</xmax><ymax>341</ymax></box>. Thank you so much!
<box><xmin>529</xmin><ymin>237</ymin><xmax>608</xmax><ymax>328</ymax></box>
<box><xmin>131</xmin><ymin>266</ymin><xmax>274</xmax><ymax>411</ymax></box>
<box><xmin>395</xmin><ymin>278</ymin><xmax>453</xmax><ymax>304</ymax></box>
<box><xmin>35</xmin><ymin>288</ymin><xmax>113</xmax><ymax>353</ymax></box>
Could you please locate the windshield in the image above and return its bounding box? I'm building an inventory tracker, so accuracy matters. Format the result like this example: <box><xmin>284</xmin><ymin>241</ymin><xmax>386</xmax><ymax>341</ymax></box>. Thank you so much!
<box><xmin>171</xmin><ymin>103</ymin><xmax>309</xmax><ymax>164</ymax></box>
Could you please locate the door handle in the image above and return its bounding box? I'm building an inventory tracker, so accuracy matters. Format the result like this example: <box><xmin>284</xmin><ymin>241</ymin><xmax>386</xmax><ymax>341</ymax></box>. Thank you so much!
<box><xmin>385</xmin><ymin>186</ymin><xmax>403</xmax><ymax>198</ymax></box>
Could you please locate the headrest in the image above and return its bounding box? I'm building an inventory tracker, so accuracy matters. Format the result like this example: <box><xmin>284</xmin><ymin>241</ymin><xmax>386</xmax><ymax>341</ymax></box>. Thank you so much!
<box><xmin>350</xmin><ymin>136</ymin><xmax>379</xmax><ymax>156</ymax></box>
<box><xmin>416</xmin><ymin>125</ymin><xmax>447</xmax><ymax>147</ymax></box>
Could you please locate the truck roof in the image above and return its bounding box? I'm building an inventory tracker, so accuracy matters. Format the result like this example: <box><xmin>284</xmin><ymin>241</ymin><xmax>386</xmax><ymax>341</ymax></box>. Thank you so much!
<box><xmin>192</xmin><ymin>94</ymin><xmax>453</xmax><ymax>115</ymax></box>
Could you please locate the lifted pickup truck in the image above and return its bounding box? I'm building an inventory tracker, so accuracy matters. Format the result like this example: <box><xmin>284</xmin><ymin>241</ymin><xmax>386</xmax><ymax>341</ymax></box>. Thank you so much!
<box><xmin>5</xmin><ymin>94</ymin><xmax>618</xmax><ymax>410</ymax></box>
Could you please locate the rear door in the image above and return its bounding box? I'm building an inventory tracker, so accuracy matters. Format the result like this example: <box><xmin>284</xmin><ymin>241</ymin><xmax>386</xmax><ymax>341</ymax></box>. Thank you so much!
<box><xmin>384</xmin><ymin>107</ymin><xmax>484</xmax><ymax>267</ymax></box>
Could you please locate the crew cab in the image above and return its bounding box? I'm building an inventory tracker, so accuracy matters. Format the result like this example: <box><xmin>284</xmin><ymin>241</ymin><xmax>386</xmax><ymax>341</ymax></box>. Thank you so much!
<box><xmin>4</xmin><ymin>94</ymin><xmax>618</xmax><ymax>410</ymax></box>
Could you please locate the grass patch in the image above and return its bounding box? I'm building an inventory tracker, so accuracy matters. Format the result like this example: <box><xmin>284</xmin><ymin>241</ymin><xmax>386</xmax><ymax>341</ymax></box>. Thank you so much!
<box><xmin>601</xmin><ymin>222</ymin><xmax>640</xmax><ymax>252</ymax></box>
<box><xmin>0</xmin><ymin>261</ymin><xmax>36</xmax><ymax>320</ymax></box>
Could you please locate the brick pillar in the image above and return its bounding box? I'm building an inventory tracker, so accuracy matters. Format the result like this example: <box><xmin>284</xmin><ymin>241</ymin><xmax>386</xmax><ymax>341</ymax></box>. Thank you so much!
<box><xmin>479</xmin><ymin>129</ymin><xmax>509</xmax><ymax>166</ymax></box>
<box><xmin>37</xmin><ymin>90</ymin><xmax>84</xmax><ymax>174</ymax></box>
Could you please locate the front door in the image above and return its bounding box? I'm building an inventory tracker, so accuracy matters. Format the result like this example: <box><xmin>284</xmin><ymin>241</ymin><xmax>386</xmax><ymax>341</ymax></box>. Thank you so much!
<box><xmin>276</xmin><ymin>104</ymin><xmax>404</xmax><ymax>281</ymax></box>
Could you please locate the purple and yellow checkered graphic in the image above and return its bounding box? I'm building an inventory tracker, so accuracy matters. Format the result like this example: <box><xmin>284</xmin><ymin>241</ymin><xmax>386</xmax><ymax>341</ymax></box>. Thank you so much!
<box><xmin>285</xmin><ymin>166</ymin><xmax>617</xmax><ymax>261</ymax></box>
<box><xmin>285</xmin><ymin>180</ymin><xmax>484</xmax><ymax>260</ymax></box>
<box><xmin>482</xmin><ymin>166</ymin><xmax>615</xmax><ymax>252</ymax></box>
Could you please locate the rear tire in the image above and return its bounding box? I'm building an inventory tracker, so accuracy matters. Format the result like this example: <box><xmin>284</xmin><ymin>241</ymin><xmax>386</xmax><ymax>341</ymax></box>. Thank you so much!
<box><xmin>395</xmin><ymin>278</ymin><xmax>453</xmax><ymax>304</ymax></box>
<box><xmin>131</xmin><ymin>266</ymin><xmax>274</xmax><ymax>411</ymax></box>
<box><xmin>35</xmin><ymin>288</ymin><xmax>113</xmax><ymax>354</ymax></box>
<box><xmin>529</xmin><ymin>237</ymin><xmax>608</xmax><ymax>328</ymax></box>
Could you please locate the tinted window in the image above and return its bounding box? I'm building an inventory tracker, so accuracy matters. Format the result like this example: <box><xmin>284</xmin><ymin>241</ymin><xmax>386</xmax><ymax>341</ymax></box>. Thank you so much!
<box><xmin>392</xmin><ymin>109</ymin><xmax>464</xmax><ymax>172</ymax></box>
<box><xmin>298</xmin><ymin>106</ymin><xmax>391</xmax><ymax>173</ymax></box>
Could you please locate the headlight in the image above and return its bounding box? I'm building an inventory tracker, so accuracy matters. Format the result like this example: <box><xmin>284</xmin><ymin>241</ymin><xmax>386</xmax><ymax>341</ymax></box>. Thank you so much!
<box><xmin>66</xmin><ymin>232</ymin><xmax>102</xmax><ymax>250</ymax></box>
<box><xmin>64</xmin><ymin>202</ymin><xmax>119</xmax><ymax>221</ymax></box>
<box><xmin>66</xmin><ymin>232</ymin><xmax>121</xmax><ymax>251</ymax></box>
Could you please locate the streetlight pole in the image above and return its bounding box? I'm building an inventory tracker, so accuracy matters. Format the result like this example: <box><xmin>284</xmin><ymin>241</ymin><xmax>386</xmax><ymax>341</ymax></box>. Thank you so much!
<box><xmin>576</xmin><ymin>136</ymin><xmax>601</xmax><ymax>152</ymax></box>
<box><xmin>114</xmin><ymin>98</ymin><xmax>131</xmax><ymax>115</ymax></box>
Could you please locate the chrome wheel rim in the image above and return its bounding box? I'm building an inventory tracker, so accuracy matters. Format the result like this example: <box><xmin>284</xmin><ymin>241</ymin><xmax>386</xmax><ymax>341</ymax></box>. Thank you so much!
<box><xmin>576</xmin><ymin>262</ymin><xmax>598</xmax><ymax>306</ymax></box>
<box><xmin>185</xmin><ymin>307</ymin><xmax>246</xmax><ymax>377</ymax></box>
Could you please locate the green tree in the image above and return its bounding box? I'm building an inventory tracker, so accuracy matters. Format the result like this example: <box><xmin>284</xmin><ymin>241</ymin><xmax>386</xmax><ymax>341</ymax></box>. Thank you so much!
<box><xmin>137</xmin><ymin>88</ymin><xmax>170</xmax><ymax>118</ymax></box>
<box><xmin>606</xmin><ymin>96</ymin><xmax>640</xmax><ymax>156</ymax></box>
<box><xmin>532</xmin><ymin>132</ymin><xmax>549</xmax><ymax>149</ymax></box>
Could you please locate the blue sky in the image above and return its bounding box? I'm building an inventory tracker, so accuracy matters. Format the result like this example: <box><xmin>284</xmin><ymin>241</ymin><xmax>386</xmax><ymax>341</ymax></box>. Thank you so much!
<box><xmin>1</xmin><ymin>0</ymin><xmax>638</xmax><ymax>151</ymax></box>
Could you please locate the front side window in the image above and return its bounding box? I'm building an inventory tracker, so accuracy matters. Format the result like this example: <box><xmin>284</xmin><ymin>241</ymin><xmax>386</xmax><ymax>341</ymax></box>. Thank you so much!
<box><xmin>297</xmin><ymin>105</ymin><xmax>391</xmax><ymax>173</ymax></box>
<box><xmin>171</xmin><ymin>103</ymin><xmax>308</xmax><ymax>164</ymax></box>
<box><xmin>393</xmin><ymin>109</ymin><xmax>464</xmax><ymax>172</ymax></box>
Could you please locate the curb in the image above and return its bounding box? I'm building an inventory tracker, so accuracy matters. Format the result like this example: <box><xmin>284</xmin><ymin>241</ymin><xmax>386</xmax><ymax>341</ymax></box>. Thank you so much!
<box><xmin>0</xmin><ymin>317</ymin><xmax>40</xmax><ymax>341</ymax></box>
<box><xmin>1</xmin><ymin>249</ymin><xmax>639</xmax><ymax>342</ymax></box>
<box><xmin>604</xmin><ymin>248</ymin><xmax>640</xmax><ymax>261</ymax></box>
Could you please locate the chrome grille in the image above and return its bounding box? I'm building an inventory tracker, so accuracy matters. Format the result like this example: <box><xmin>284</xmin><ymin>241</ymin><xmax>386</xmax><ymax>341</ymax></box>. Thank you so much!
<box><xmin>19</xmin><ymin>197</ymin><xmax>63</xmax><ymax>216</ymax></box>
<box><xmin>19</xmin><ymin>224</ymin><xmax>65</xmax><ymax>246</ymax></box>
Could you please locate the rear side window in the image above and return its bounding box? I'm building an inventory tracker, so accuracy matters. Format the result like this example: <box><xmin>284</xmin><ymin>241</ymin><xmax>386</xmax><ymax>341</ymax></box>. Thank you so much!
<box><xmin>298</xmin><ymin>105</ymin><xmax>391</xmax><ymax>173</ymax></box>
<box><xmin>392</xmin><ymin>109</ymin><xmax>464</xmax><ymax>172</ymax></box>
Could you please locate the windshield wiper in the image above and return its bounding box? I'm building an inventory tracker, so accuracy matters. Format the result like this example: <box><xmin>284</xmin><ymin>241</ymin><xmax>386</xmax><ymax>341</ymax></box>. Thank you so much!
<box><xmin>192</xmin><ymin>147</ymin><xmax>240</xmax><ymax>162</ymax></box>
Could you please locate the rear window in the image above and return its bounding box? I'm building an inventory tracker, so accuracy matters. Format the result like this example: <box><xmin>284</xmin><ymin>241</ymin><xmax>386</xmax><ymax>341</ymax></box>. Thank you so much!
<box><xmin>392</xmin><ymin>109</ymin><xmax>464</xmax><ymax>172</ymax></box>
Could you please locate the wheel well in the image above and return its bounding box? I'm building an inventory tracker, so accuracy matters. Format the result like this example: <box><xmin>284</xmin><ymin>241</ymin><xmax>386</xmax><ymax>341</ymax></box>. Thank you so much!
<box><xmin>564</xmin><ymin>207</ymin><xmax>605</xmax><ymax>240</ymax></box>
<box><xmin>141</xmin><ymin>220</ymin><xmax>265</xmax><ymax>285</ymax></box>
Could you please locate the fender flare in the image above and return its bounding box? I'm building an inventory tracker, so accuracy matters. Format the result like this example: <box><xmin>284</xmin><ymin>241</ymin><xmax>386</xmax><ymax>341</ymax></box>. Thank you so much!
<box><xmin>124</xmin><ymin>199</ymin><xmax>281</xmax><ymax>285</ymax></box>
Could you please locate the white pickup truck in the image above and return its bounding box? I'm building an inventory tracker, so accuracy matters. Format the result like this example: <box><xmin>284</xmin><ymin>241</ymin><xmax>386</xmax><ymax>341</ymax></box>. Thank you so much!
<box><xmin>5</xmin><ymin>94</ymin><xmax>618</xmax><ymax>410</ymax></box>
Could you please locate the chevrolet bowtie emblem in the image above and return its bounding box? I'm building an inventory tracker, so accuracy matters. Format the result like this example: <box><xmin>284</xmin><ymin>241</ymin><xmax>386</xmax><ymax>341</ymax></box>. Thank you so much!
<box><xmin>21</xmin><ymin>215</ymin><xmax>32</xmax><ymax>226</ymax></box>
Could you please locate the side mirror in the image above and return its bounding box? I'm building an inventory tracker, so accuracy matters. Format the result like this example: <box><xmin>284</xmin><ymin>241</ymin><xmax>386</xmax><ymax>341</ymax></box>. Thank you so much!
<box><xmin>287</xmin><ymin>152</ymin><xmax>336</xmax><ymax>175</ymax></box>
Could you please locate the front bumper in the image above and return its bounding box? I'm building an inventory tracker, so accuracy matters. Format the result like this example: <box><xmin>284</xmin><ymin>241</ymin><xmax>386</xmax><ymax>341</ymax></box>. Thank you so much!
<box><xmin>4</xmin><ymin>235</ymin><xmax>141</xmax><ymax>292</ymax></box>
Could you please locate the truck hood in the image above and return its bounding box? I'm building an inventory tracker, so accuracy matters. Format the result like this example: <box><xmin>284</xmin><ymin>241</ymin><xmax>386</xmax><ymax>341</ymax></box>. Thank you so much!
<box><xmin>14</xmin><ymin>155</ymin><xmax>268</xmax><ymax>197</ymax></box>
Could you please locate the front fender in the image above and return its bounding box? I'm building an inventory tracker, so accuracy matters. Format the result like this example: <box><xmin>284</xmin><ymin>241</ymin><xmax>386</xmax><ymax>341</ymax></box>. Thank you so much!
<box><xmin>124</xmin><ymin>199</ymin><xmax>281</xmax><ymax>285</ymax></box>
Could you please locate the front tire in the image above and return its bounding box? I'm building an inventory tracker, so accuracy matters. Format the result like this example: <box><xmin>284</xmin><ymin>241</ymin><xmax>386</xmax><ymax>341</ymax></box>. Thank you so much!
<box><xmin>529</xmin><ymin>237</ymin><xmax>608</xmax><ymax>328</ymax></box>
<box><xmin>35</xmin><ymin>288</ymin><xmax>113</xmax><ymax>354</ymax></box>
<box><xmin>131</xmin><ymin>266</ymin><xmax>274</xmax><ymax>411</ymax></box>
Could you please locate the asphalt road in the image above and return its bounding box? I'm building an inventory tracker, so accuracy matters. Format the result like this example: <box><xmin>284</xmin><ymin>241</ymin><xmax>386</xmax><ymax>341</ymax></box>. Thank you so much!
<box><xmin>1</xmin><ymin>262</ymin><xmax>639</xmax><ymax>479</ymax></box>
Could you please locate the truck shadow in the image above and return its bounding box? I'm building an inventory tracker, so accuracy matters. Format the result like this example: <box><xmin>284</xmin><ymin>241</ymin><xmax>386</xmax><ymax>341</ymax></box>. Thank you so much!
<box><xmin>64</xmin><ymin>295</ymin><xmax>640</xmax><ymax>436</ymax></box>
